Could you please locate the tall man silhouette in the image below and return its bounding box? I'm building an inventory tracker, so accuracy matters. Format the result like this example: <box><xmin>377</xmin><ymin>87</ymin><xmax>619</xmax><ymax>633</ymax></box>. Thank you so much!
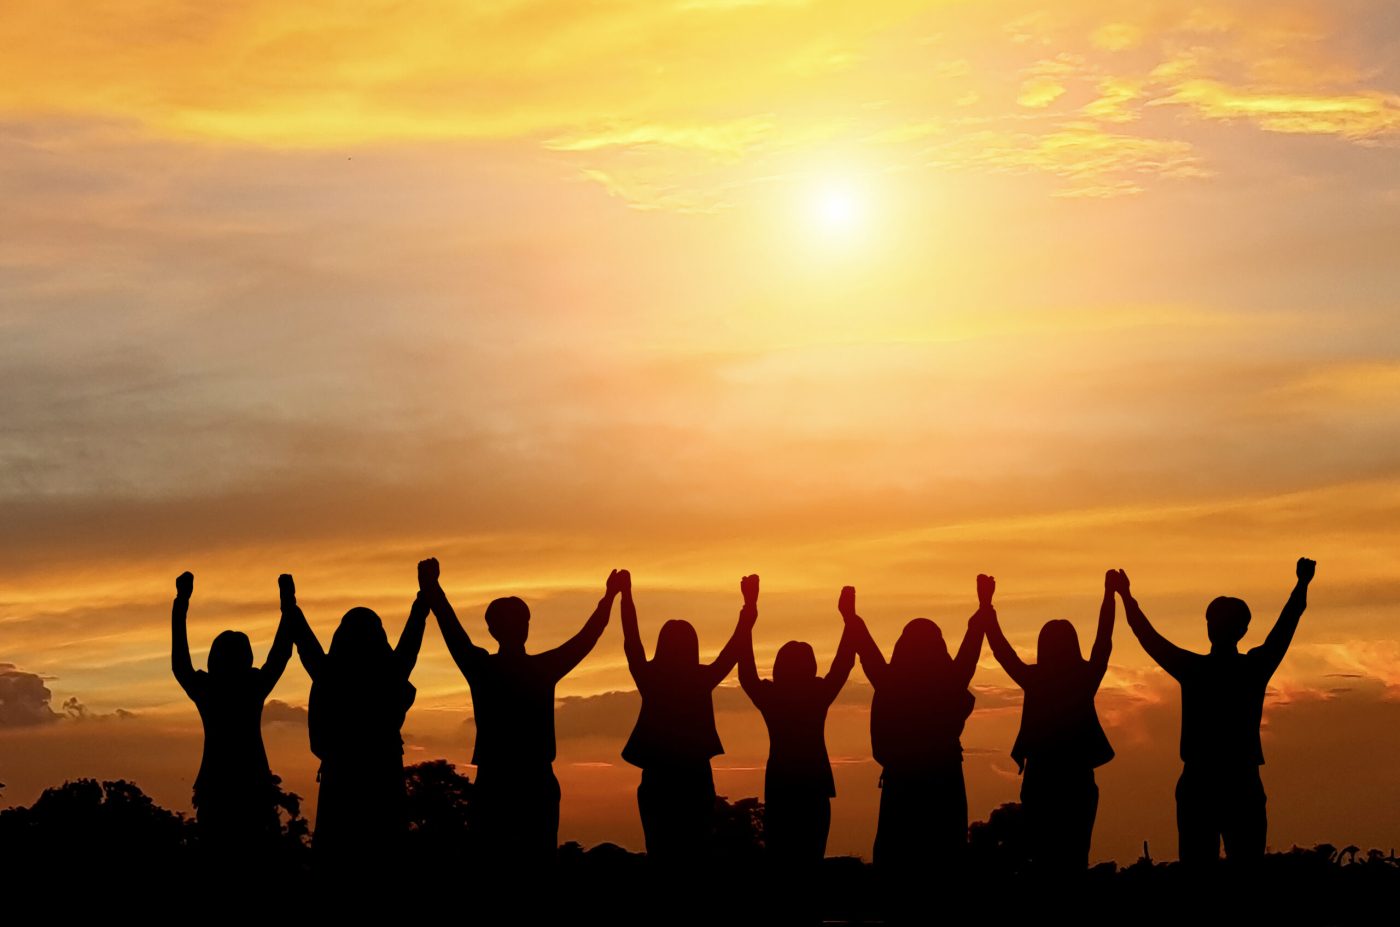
<box><xmin>418</xmin><ymin>558</ymin><xmax>623</xmax><ymax>871</ymax></box>
<box><xmin>1118</xmin><ymin>557</ymin><xmax>1316</xmax><ymax>865</ymax></box>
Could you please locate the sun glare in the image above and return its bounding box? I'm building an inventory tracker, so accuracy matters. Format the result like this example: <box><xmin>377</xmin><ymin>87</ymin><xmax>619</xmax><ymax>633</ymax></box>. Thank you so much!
<box><xmin>809</xmin><ymin>182</ymin><xmax>866</xmax><ymax>237</ymax></box>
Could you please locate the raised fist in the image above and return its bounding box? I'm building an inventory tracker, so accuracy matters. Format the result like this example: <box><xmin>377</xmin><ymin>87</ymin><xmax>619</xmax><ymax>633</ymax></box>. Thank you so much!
<box><xmin>740</xmin><ymin>574</ymin><xmax>760</xmax><ymax>606</ymax></box>
<box><xmin>838</xmin><ymin>586</ymin><xmax>857</xmax><ymax>620</ymax></box>
<box><xmin>1296</xmin><ymin>558</ymin><xmax>1316</xmax><ymax>584</ymax></box>
<box><xmin>977</xmin><ymin>574</ymin><xmax>995</xmax><ymax>608</ymax></box>
<box><xmin>278</xmin><ymin>573</ymin><xmax>296</xmax><ymax>601</ymax></box>
<box><xmin>175</xmin><ymin>572</ymin><xmax>194</xmax><ymax>599</ymax></box>
<box><xmin>418</xmin><ymin>558</ymin><xmax>440</xmax><ymax>592</ymax></box>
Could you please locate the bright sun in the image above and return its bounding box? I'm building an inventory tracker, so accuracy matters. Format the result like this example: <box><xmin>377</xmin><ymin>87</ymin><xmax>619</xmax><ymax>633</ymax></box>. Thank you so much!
<box><xmin>808</xmin><ymin>182</ymin><xmax>866</xmax><ymax>237</ymax></box>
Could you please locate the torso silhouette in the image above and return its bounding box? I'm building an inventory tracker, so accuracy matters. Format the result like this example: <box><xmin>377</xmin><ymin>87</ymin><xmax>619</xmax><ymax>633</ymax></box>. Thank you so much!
<box><xmin>461</xmin><ymin>650</ymin><xmax>571</xmax><ymax>766</ymax></box>
<box><xmin>1171</xmin><ymin>651</ymin><xmax>1270</xmax><ymax>765</ymax></box>
<box><xmin>623</xmin><ymin>662</ymin><xmax>723</xmax><ymax>768</ymax></box>
<box><xmin>1012</xmin><ymin>663</ymin><xmax>1113</xmax><ymax>772</ymax></box>
<box><xmin>749</xmin><ymin>678</ymin><xmax>842</xmax><ymax>795</ymax></box>
<box><xmin>309</xmin><ymin>664</ymin><xmax>415</xmax><ymax>765</ymax></box>
<box><xmin>869</xmin><ymin>670</ymin><xmax>974</xmax><ymax>772</ymax></box>
<box><xmin>187</xmin><ymin>669</ymin><xmax>276</xmax><ymax>797</ymax></box>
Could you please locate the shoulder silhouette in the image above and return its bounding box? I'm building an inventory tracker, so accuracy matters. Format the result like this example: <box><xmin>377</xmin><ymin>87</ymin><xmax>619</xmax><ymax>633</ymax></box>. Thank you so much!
<box><xmin>982</xmin><ymin>571</ymin><xmax>1117</xmax><ymax>875</ymax></box>
<box><xmin>1121</xmin><ymin>558</ymin><xmax>1316</xmax><ymax>866</ymax></box>
<box><xmin>285</xmin><ymin>570</ymin><xmax>427</xmax><ymax>876</ymax></box>
<box><xmin>419</xmin><ymin>556</ymin><xmax>620</xmax><ymax>881</ymax></box>
<box><xmin>170</xmin><ymin>571</ymin><xmax>293</xmax><ymax>868</ymax></box>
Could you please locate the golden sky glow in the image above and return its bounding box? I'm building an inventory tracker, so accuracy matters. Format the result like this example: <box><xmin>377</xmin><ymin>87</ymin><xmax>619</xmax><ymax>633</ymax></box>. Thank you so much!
<box><xmin>3</xmin><ymin>0</ymin><xmax>1400</xmax><ymax>862</ymax></box>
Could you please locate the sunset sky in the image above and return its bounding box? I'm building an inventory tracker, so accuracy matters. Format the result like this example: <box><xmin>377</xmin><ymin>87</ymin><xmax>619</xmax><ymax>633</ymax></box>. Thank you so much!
<box><xmin>3</xmin><ymin>0</ymin><xmax>1400</xmax><ymax>864</ymax></box>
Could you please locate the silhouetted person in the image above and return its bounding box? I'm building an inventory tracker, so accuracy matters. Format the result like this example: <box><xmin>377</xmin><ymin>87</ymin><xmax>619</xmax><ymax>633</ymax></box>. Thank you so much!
<box><xmin>419</xmin><ymin>557</ymin><xmax>622</xmax><ymax>873</ymax></box>
<box><xmin>285</xmin><ymin>572</ymin><xmax>426</xmax><ymax>877</ymax></box>
<box><xmin>620</xmin><ymin>569</ymin><xmax>753</xmax><ymax>872</ymax></box>
<box><xmin>1120</xmin><ymin>558</ymin><xmax>1316</xmax><ymax>866</ymax></box>
<box><xmin>737</xmin><ymin>576</ymin><xmax>857</xmax><ymax>923</ymax></box>
<box><xmin>170</xmin><ymin>571</ymin><xmax>293</xmax><ymax>867</ymax></box>
<box><xmin>845</xmin><ymin>582</ymin><xmax>987</xmax><ymax>897</ymax></box>
<box><xmin>981</xmin><ymin>571</ymin><xmax>1116</xmax><ymax>874</ymax></box>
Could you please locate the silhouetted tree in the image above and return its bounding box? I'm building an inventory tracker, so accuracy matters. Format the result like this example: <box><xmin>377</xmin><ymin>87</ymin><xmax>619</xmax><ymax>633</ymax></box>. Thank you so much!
<box><xmin>403</xmin><ymin>758</ymin><xmax>475</xmax><ymax>864</ymax></box>
<box><xmin>712</xmin><ymin>793</ymin><xmax>765</xmax><ymax>862</ymax></box>
<box><xmin>967</xmin><ymin>801</ymin><xmax>1031</xmax><ymax>874</ymax></box>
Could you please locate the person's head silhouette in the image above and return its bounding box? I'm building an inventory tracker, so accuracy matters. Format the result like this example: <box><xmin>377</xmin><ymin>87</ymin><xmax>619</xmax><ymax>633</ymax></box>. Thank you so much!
<box><xmin>773</xmin><ymin>640</ymin><xmax>818</xmax><ymax>688</ymax></box>
<box><xmin>1036</xmin><ymin>619</ymin><xmax>1085</xmax><ymax>670</ymax></box>
<box><xmin>484</xmin><ymin>596</ymin><xmax>530</xmax><ymax>649</ymax></box>
<box><xmin>207</xmin><ymin>630</ymin><xmax>254</xmax><ymax>677</ymax></box>
<box><xmin>890</xmin><ymin>618</ymin><xmax>951</xmax><ymax>673</ymax></box>
<box><xmin>654</xmin><ymin>619</ymin><xmax>700</xmax><ymax>668</ymax></box>
<box><xmin>329</xmin><ymin>607</ymin><xmax>394</xmax><ymax>670</ymax></box>
<box><xmin>1206</xmin><ymin>595</ymin><xmax>1251</xmax><ymax>649</ymax></box>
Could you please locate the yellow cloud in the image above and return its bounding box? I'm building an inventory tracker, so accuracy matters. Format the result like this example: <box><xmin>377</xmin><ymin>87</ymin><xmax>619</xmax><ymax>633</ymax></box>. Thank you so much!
<box><xmin>1091</xmin><ymin>22</ymin><xmax>1143</xmax><ymax>52</ymax></box>
<box><xmin>1160</xmin><ymin>79</ymin><xmax>1400</xmax><ymax>139</ymax></box>
<box><xmin>929</xmin><ymin>121</ymin><xmax>1206</xmax><ymax>196</ymax></box>
<box><xmin>1083</xmin><ymin>77</ymin><xmax>1143</xmax><ymax>123</ymax></box>
<box><xmin>545</xmin><ymin>119</ymin><xmax>774</xmax><ymax>157</ymax></box>
<box><xmin>1018</xmin><ymin>76</ymin><xmax>1067</xmax><ymax>108</ymax></box>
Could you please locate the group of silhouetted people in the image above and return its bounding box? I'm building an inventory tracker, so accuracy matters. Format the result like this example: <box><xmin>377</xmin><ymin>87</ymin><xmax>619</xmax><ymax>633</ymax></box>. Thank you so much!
<box><xmin>172</xmin><ymin>555</ymin><xmax>1315</xmax><ymax>901</ymax></box>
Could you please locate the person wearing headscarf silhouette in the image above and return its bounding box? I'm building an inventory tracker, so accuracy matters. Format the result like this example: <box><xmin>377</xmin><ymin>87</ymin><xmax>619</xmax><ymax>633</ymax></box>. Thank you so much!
<box><xmin>170</xmin><ymin>571</ymin><xmax>294</xmax><ymax>864</ymax></box>
<box><xmin>418</xmin><ymin>557</ymin><xmax>622</xmax><ymax>872</ymax></box>
<box><xmin>620</xmin><ymin>569</ymin><xmax>754</xmax><ymax>869</ymax></box>
<box><xmin>283</xmin><ymin>571</ymin><xmax>427</xmax><ymax>874</ymax></box>
<box><xmin>1120</xmin><ymin>558</ymin><xmax>1315</xmax><ymax>866</ymax></box>
<box><xmin>980</xmin><ymin>571</ymin><xmax>1116</xmax><ymax>874</ymax></box>
<box><xmin>737</xmin><ymin>576</ymin><xmax>858</xmax><ymax>922</ymax></box>
<box><xmin>844</xmin><ymin>580</ymin><xmax>988</xmax><ymax>880</ymax></box>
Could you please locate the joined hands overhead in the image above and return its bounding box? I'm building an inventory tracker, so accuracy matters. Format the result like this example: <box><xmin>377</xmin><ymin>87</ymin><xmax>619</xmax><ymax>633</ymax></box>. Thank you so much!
<box><xmin>740</xmin><ymin>574</ymin><xmax>759</xmax><ymax>626</ymax></box>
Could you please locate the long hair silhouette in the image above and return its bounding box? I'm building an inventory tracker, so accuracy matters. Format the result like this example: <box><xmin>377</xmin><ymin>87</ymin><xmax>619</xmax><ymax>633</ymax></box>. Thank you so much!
<box><xmin>983</xmin><ymin>572</ymin><xmax>1116</xmax><ymax>875</ymax></box>
<box><xmin>619</xmin><ymin>571</ymin><xmax>752</xmax><ymax>874</ymax></box>
<box><xmin>286</xmin><ymin>575</ymin><xmax>427</xmax><ymax>875</ymax></box>
<box><xmin>845</xmin><ymin>580</ymin><xmax>987</xmax><ymax>911</ymax></box>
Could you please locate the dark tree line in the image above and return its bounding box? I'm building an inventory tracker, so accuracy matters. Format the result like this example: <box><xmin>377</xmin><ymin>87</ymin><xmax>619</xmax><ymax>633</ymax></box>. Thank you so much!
<box><xmin>0</xmin><ymin>762</ymin><xmax>1395</xmax><ymax>923</ymax></box>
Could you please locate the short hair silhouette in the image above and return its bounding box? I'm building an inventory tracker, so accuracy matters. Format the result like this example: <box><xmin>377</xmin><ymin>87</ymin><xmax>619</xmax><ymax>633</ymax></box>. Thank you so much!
<box><xmin>484</xmin><ymin>595</ymin><xmax>530</xmax><ymax>645</ymax></box>
<box><xmin>1206</xmin><ymin>595</ymin><xmax>1251</xmax><ymax>646</ymax></box>
<box><xmin>1121</xmin><ymin>558</ymin><xmax>1315</xmax><ymax>866</ymax></box>
<box><xmin>420</xmin><ymin>558</ymin><xmax>620</xmax><ymax>883</ymax></box>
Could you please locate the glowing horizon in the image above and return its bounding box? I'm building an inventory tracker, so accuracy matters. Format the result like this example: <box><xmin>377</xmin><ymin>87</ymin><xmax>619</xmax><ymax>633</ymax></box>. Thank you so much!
<box><xmin>3</xmin><ymin>0</ymin><xmax>1400</xmax><ymax>863</ymax></box>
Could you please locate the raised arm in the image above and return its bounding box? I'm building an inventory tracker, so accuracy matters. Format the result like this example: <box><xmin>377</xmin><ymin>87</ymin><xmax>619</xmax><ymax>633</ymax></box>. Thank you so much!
<box><xmin>1118</xmin><ymin>571</ymin><xmax>1192</xmax><ymax>680</ymax></box>
<box><xmin>395</xmin><ymin>593</ymin><xmax>431</xmax><ymax>678</ymax></box>
<box><xmin>840</xmin><ymin>586</ymin><xmax>888</xmax><ymax>687</ymax></box>
<box><xmin>541</xmin><ymin>571</ymin><xmax>622</xmax><ymax>681</ymax></box>
<box><xmin>280</xmin><ymin>576</ymin><xmax>325</xmax><ymax>681</ymax></box>
<box><xmin>705</xmin><ymin>575</ymin><xmax>759</xmax><ymax>689</ymax></box>
<box><xmin>1253</xmin><ymin>558</ymin><xmax>1315</xmax><ymax>678</ymax></box>
<box><xmin>951</xmin><ymin>575</ymin><xmax>990</xmax><ymax>688</ymax></box>
<box><xmin>979</xmin><ymin>574</ymin><xmax>1031</xmax><ymax>688</ymax></box>
<box><xmin>820</xmin><ymin>611</ymin><xmax>859</xmax><ymax>704</ymax></box>
<box><xmin>255</xmin><ymin>574</ymin><xmax>298</xmax><ymax>698</ymax></box>
<box><xmin>418</xmin><ymin>558</ymin><xmax>487</xmax><ymax>679</ymax></box>
<box><xmin>1088</xmin><ymin>570</ymin><xmax>1120</xmax><ymax>682</ymax></box>
<box><xmin>735</xmin><ymin>575</ymin><xmax>767</xmax><ymax>706</ymax></box>
<box><xmin>619</xmin><ymin>570</ymin><xmax>648</xmax><ymax>683</ymax></box>
<box><xmin>170</xmin><ymin>571</ymin><xmax>199</xmax><ymax>698</ymax></box>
